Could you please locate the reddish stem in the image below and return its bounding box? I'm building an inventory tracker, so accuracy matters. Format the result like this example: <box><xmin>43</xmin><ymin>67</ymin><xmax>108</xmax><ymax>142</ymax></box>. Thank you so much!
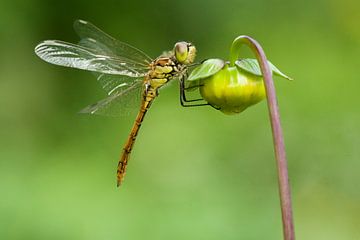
<box><xmin>230</xmin><ymin>36</ymin><xmax>295</xmax><ymax>240</ymax></box>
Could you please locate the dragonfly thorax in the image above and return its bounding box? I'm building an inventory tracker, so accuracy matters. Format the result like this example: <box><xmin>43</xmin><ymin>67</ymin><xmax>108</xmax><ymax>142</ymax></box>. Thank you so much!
<box><xmin>147</xmin><ymin>57</ymin><xmax>185</xmax><ymax>90</ymax></box>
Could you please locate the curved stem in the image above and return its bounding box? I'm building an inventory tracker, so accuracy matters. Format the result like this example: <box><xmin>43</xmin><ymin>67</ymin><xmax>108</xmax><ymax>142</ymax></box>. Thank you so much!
<box><xmin>230</xmin><ymin>36</ymin><xmax>295</xmax><ymax>240</ymax></box>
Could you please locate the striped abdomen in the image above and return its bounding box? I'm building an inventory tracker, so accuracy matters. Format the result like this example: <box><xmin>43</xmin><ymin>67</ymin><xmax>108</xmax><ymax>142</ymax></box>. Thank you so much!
<box><xmin>116</xmin><ymin>93</ymin><xmax>154</xmax><ymax>186</ymax></box>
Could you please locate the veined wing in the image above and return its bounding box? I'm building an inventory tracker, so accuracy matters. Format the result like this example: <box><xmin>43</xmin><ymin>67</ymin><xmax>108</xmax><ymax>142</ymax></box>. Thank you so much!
<box><xmin>74</xmin><ymin>20</ymin><xmax>152</xmax><ymax>65</ymax></box>
<box><xmin>35</xmin><ymin>40</ymin><xmax>149</xmax><ymax>77</ymax></box>
<box><xmin>80</xmin><ymin>80</ymin><xmax>144</xmax><ymax>117</ymax></box>
<box><xmin>96</xmin><ymin>73</ymin><xmax>144</xmax><ymax>96</ymax></box>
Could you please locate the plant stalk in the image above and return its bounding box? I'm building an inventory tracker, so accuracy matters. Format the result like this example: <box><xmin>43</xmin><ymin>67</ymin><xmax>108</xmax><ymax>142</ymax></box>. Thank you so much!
<box><xmin>230</xmin><ymin>36</ymin><xmax>295</xmax><ymax>240</ymax></box>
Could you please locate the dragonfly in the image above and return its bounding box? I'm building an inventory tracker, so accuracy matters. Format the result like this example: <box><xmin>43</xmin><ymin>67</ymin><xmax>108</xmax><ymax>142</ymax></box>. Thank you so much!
<box><xmin>34</xmin><ymin>20</ymin><xmax>204</xmax><ymax>186</ymax></box>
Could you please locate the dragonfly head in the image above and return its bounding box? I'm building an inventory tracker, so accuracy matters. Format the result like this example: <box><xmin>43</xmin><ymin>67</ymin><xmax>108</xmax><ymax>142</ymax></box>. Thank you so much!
<box><xmin>174</xmin><ymin>42</ymin><xmax>196</xmax><ymax>65</ymax></box>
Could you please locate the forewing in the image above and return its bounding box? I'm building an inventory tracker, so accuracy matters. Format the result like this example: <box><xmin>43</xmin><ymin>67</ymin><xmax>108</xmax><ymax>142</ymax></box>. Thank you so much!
<box><xmin>74</xmin><ymin>20</ymin><xmax>152</xmax><ymax>65</ymax></box>
<box><xmin>78</xmin><ymin>38</ymin><xmax>149</xmax><ymax>71</ymax></box>
<box><xmin>80</xmin><ymin>80</ymin><xmax>144</xmax><ymax>117</ymax></box>
<box><xmin>35</xmin><ymin>40</ymin><xmax>148</xmax><ymax>77</ymax></box>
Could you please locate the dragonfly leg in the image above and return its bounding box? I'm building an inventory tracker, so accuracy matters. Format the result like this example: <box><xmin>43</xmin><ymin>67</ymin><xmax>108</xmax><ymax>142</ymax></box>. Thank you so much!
<box><xmin>184</xmin><ymin>84</ymin><xmax>204</xmax><ymax>92</ymax></box>
<box><xmin>179</xmin><ymin>79</ymin><xmax>211</xmax><ymax>107</ymax></box>
<box><xmin>180</xmin><ymin>78</ymin><xmax>204</xmax><ymax>102</ymax></box>
<box><xmin>182</xmin><ymin>81</ymin><xmax>205</xmax><ymax>102</ymax></box>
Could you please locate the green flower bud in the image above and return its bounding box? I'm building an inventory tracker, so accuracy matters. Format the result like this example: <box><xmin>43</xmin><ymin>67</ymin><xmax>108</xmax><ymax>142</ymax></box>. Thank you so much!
<box><xmin>199</xmin><ymin>64</ymin><xmax>265</xmax><ymax>114</ymax></box>
<box><xmin>186</xmin><ymin>58</ymin><xmax>291</xmax><ymax>114</ymax></box>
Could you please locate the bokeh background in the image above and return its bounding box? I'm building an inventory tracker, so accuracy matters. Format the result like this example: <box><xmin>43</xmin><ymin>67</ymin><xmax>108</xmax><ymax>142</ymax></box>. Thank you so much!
<box><xmin>1</xmin><ymin>0</ymin><xmax>359</xmax><ymax>239</ymax></box>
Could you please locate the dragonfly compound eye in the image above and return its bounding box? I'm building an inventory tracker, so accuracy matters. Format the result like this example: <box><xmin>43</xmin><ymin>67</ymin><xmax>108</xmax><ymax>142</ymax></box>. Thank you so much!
<box><xmin>174</xmin><ymin>42</ymin><xmax>189</xmax><ymax>64</ymax></box>
<box><xmin>186</xmin><ymin>45</ymin><xmax>196</xmax><ymax>64</ymax></box>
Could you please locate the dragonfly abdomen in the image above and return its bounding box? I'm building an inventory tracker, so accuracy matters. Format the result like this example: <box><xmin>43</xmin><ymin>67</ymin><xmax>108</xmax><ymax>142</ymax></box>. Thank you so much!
<box><xmin>117</xmin><ymin>94</ymin><xmax>154</xmax><ymax>186</ymax></box>
<box><xmin>117</xmin><ymin>56</ymin><xmax>185</xmax><ymax>186</ymax></box>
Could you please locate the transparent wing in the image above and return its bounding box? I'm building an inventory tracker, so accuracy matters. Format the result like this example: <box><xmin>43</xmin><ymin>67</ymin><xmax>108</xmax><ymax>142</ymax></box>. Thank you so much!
<box><xmin>35</xmin><ymin>40</ymin><xmax>149</xmax><ymax>77</ymax></box>
<box><xmin>80</xmin><ymin>80</ymin><xmax>144</xmax><ymax>117</ymax></box>
<box><xmin>74</xmin><ymin>19</ymin><xmax>152</xmax><ymax>65</ymax></box>
<box><xmin>96</xmin><ymin>73</ymin><xmax>144</xmax><ymax>96</ymax></box>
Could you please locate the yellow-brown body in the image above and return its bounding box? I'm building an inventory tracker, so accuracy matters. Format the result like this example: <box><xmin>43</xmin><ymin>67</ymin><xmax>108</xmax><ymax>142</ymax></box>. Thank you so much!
<box><xmin>117</xmin><ymin>57</ymin><xmax>184</xmax><ymax>186</ymax></box>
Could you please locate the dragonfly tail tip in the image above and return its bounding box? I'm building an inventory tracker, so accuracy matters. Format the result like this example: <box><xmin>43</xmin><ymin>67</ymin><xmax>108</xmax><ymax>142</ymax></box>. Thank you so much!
<box><xmin>116</xmin><ymin>180</ymin><xmax>122</xmax><ymax>187</ymax></box>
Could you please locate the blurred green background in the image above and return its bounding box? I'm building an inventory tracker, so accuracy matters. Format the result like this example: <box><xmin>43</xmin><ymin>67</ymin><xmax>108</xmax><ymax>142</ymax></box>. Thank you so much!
<box><xmin>1</xmin><ymin>0</ymin><xmax>359</xmax><ymax>239</ymax></box>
